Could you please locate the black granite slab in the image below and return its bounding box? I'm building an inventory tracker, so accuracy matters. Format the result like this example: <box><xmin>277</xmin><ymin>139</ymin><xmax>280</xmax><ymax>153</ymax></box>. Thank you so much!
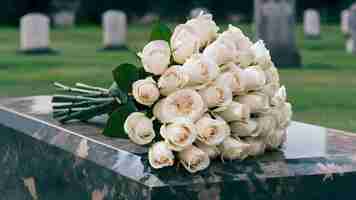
<box><xmin>1</xmin><ymin>96</ymin><xmax>356</xmax><ymax>200</ymax></box>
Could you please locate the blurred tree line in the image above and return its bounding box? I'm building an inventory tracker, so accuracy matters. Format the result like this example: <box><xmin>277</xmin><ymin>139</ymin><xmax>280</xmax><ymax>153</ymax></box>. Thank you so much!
<box><xmin>0</xmin><ymin>0</ymin><xmax>355</xmax><ymax>25</ymax></box>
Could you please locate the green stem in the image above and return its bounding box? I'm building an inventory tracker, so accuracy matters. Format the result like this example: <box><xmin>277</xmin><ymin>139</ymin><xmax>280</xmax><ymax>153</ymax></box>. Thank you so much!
<box><xmin>52</xmin><ymin>95</ymin><xmax>114</xmax><ymax>103</ymax></box>
<box><xmin>54</xmin><ymin>82</ymin><xmax>104</xmax><ymax>95</ymax></box>
<box><xmin>52</xmin><ymin>101</ymin><xmax>103</xmax><ymax>110</ymax></box>
<box><xmin>75</xmin><ymin>82</ymin><xmax>110</xmax><ymax>93</ymax></box>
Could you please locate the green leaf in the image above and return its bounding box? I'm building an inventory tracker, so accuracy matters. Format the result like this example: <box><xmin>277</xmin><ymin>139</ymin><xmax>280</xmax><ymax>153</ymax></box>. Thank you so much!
<box><xmin>102</xmin><ymin>100</ymin><xmax>138</xmax><ymax>138</ymax></box>
<box><xmin>150</xmin><ymin>22</ymin><xmax>172</xmax><ymax>42</ymax></box>
<box><xmin>109</xmin><ymin>82</ymin><xmax>128</xmax><ymax>104</ymax></box>
<box><xmin>112</xmin><ymin>63</ymin><xmax>140</xmax><ymax>93</ymax></box>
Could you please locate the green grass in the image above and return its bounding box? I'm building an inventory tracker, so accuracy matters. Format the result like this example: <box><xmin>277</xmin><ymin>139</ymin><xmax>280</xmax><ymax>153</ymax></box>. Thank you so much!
<box><xmin>0</xmin><ymin>23</ymin><xmax>355</xmax><ymax>132</ymax></box>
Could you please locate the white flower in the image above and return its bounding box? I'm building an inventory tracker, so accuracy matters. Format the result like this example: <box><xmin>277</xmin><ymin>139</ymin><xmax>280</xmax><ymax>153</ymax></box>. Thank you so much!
<box><xmin>251</xmin><ymin>40</ymin><xmax>272</xmax><ymax>69</ymax></box>
<box><xmin>124</xmin><ymin>112</ymin><xmax>155</xmax><ymax>145</ymax></box>
<box><xmin>198</xmin><ymin>83</ymin><xmax>233</xmax><ymax>108</ymax></box>
<box><xmin>160</xmin><ymin>118</ymin><xmax>198</xmax><ymax>151</ymax></box>
<box><xmin>158</xmin><ymin>65</ymin><xmax>190</xmax><ymax>96</ymax></box>
<box><xmin>203</xmin><ymin>38</ymin><xmax>236</xmax><ymax>66</ymax></box>
<box><xmin>260</xmin><ymin>82</ymin><xmax>280</xmax><ymax>98</ymax></box>
<box><xmin>218</xmin><ymin>136</ymin><xmax>250</xmax><ymax>160</ymax></box>
<box><xmin>195</xmin><ymin>114</ymin><xmax>230</xmax><ymax>145</ymax></box>
<box><xmin>236</xmin><ymin>92</ymin><xmax>269</xmax><ymax>114</ymax></box>
<box><xmin>265</xmin><ymin>129</ymin><xmax>287</xmax><ymax>150</ymax></box>
<box><xmin>216</xmin><ymin>101</ymin><xmax>250</xmax><ymax>122</ymax></box>
<box><xmin>171</xmin><ymin>24</ymin><xmax>200</xmax><ymax>64</ymax></box>
<box><xmin>245</xmin><ymin>138</ymin><xmax>266</xmax><ymax>157</ymax></box>
<box><xmin>241</xmin><ymin>66</ymin><xmax>266</xmax><ymax>92</ymax></box>
<box><xmin>132</xmin><ymin>77</ymin><xmax>160</xmax><ymax>106</ymax></box>
<box><xmin>186</xmin><ymin>13</ymin><xmax>219</xmax><ymax>47</ymax></box>
<box><xmin>138</xmin><ymin>40</ymin><xmax>171</xmax><ymax>75</ymax></box>
<box><xmin>271</xmin><ymin>102</ymin><xmax>293</xmax><ymax>129</ymax></box>
<box><xmin>149</xmin><ymin>141</ymin><xmax>175</xmax><ymax>169</ymax></box>
<box><xmin>264</xmin><ymin>65</ymin><xmax>280</xmax><ymax>84</ymax></box>
<box><xmin>271</xmin><ymin>86</ymin><xmax>287</xmax><ymax>107</ymax></box>
<box><xmin>237</xmin><ymin>50</ymin><xmax>256</xmax><ymax>68</ymax></box>
<box><xmin>195</xmin><ymin>141</ymin><xmax>220</xmax><ymax>159</ymax></box>
<box><xmin>182</xmin><ymin>54</ymin><xmax>219</xmax><ymax>85</ymax></box>
<box><xmin>230</xmin><ymin>119</ymin><xmax>258</xmax><ymax>137</ymax></box>
<box><xmin>159</xmin><ymin>89</ymin><xmax>206</xmax><ymax>122</ymax></box>
<box><xmin>178</xmin><ymin>145</ymin><xmax>210</xmax><ymax>173</ymax></box>
<box><xmin>215</xmin><ymin>71</ymin><xmax>244</xmax><ymax>96</ymax></box>
<box><xmin>253</xmin><ymin>115</ymin><xmax>277</xmax><ymax>138</ymax></box>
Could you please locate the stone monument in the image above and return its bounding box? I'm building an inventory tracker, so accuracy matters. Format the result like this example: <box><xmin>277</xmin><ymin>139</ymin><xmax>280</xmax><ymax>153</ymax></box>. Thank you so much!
<box><xmin>348</xmin><ymin>8</ymin><xmax>356</xmax><ymax>54</ymax></box>
<box><xmin>254</xmin><ymin>0</ymin><xmax>301</xmax><ymax>67</ymax></box>
<box><xmin>341</xmin><ymin>9</ymin><xmax>350</xmax><ymax>35</ymax></box>
<box><xmin>53</xmin><ymin>11</ymin><xmax>75</xmax><ymax>28</ymax></box>
<box><xmin>102</xmin><ymin>10</ymin><xmax>127</xmax><ymax>51</ymax></box>
<box><xmin>20</xmin><ymin>13</ymin><xmax>56</xmax><ymax>54</ymax></box>
<box><xmin>303</xmin><ymin>9</ymin><xmax>320</xmax><ymax>39</ymax></box>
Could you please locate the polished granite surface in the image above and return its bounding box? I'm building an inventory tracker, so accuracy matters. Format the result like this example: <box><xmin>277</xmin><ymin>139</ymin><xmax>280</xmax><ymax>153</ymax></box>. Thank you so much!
<box><xmin>1</xmin><ymin>96</ymin><xmax>356</xmax><ymax>199</ymax></box>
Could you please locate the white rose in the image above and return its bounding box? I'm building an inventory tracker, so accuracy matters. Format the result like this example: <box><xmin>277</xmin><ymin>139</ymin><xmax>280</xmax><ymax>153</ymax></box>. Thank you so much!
<box><xmin>218</xmin><ymin>136</ymin><xmax>250</xmax><ymax>160</ymax></box>
<box><xmin>132</xmin><ymin>77</ymin><xmax>160</xmax><ymax>106</ymax></box>
<box><xmin>230</xmin><ymin>119</ymin><xmax>258</xmax><ymax>137</ymax></box>
<box><xmin>186</xmin><ymin>13</ymin><xmax>219</xmax><ymax>47</ymax></box>
<box><xmin>182</xmin><ymin>54</ymin><xmax>219</xmax><ymax>85</ymax></box>
<box><xmin>160</xmin><ymin>118</ymin><xmax>198</xmax><ymax>151</ymax></box>
<box><xmin>215</xmin><ymin>71</ymin><xmax>244</xmax><ymax>96</ymax></box>
<box><xmin>178</xmin><ymin>145</ymin><xmax>210</xmax><ymax>173</ymax></box>
<box><xmin>265</xmin><ymin>129</ymin><xmax>287</xmax><ymax>150</ymax></box>
<box><xmin>158</xmin><ymin>65</ymin><xmax>190</xmax><ymax>96</ymax></box>
<box><xmin>241</xmin><ymin>66</ymin><xmax>266</xmax><ymax>92</ymax></box>
<box><xmin>124</xmin><ymin>112</ymin><xmax>155</xmax><ymax>145</ymax></box>
<box><xmin>138</xmin><ymin>40</ymin><xmax>171</xmax><ymax>75</ymax></box>
<box><xmin>236</xmin><ymin>92</ymin><xmax>269</xmax><ymax>114</ymax></box>
<box><xmin>171</xmin><ymin>24</ymin><xmax>200</xmax><ymax>64</ymax></box>
<box><xmin>272</xmin><ymin>102</ymin><xmax>293</xmax><ymax>129</ymax></box>
<box><xmin>159</xmin><ymin>89</ymin><xmax>206</xmax><ymax>122</ymax></box>
<box><xmin>195</xmin><ymin>141</ymin><xmax>220</xmax><ymax>159</ymax></box>
<box><xmin>264</xmin><ymin>65</ymin><xmax>280</xmax><ymax>84</ymax></box>
<box><xmin>245</xmin><ymin>138</ymin><xmax>266</xmax><ymax>157</ymax></box>
<box><xmin>203</xmin><ymin>38</ymin><xmax>237</xmax><ymax>66</ymax></box>
<box><xmin>216</xmin><ymin>101</ymin><xmax>250</xmax><ymax>122</ymax></box>
<box><xmin>253</xmin><ymin>115</ymin><xmax>277</xmax><ymax>138</ymax></box>
<box><xmin>198</xmin><ymin>83</ymin><xmax>233</xmax><ymax>108</ymax></box>
<box><xmin>260</xmin><ymin>82</ymin><xmax>280</xmax><ymax>99</ymax></box>
<box><xmin>251</xmin><ymin>40</ymin><xmax>273</xmax><ymax>69</ymax></box>
<box><xmin>271</xmin><ymin>86</ymin><xmax>287</xmax><ymax>107</ymax></box>
<box><xmin>195</xmin><ymin>114</ymin><xmax>230</xmax><ymax>145</ymax></box>
<box><xmin>237</xmin><ymin>50</ymin><xmax>256</xmax><ymax>68</ymax></box>
<box><xmin>149</xmin><ymin>141</ymin><xmax>175</xmax><ymax>169</ymax></box>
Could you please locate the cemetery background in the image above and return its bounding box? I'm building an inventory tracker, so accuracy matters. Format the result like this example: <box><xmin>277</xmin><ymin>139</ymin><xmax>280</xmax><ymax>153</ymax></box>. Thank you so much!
<box><xmin>0</xmin><ymin>1</ymin><xmax>355</xmax><ymax>134</ymax></box>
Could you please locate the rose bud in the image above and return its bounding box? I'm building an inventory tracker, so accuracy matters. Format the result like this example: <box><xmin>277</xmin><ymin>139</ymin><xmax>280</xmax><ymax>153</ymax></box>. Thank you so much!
<box><xmin>218</xmin><ymin>136</ymin><xmax>250</xmax><ymax>160</ymax></box>
<box><xmin>250</xmin><ymin>40</ymin><xmax>273</xmax><ymax>69</ymax></box>
<box><xmin>132</xmin><ymin>77</ymin><xmax>160</xmax><ymax>106</ymax></box>
<box><xmin>230</xmin><ymin>119</ymin><xmax>258</xmax><ymax>137</ymax></box>
<box><xmin>124</xmin><ymin>112</ymin><xmax>155</xmax><ymax>145</ymax></box>
<box><xmin>171</xmin><ymin>24</ymin><xmax>200</xmax><ymax>64</ymax></box>
<box><xmin>265</xmin><ymin>129</ymin><xmax>287</xmax><ymax>150</ymax></box>
<box><xmin>260</xmin><ymin>82</ymin><xmax>280</xmax><ymax>99</ymax></box>
<box><xmin>216</xmin><ymin>101</ymin><xmax>250</xmax><ymax>122</ymax></box>
<box><xmin>253</xmin><ymin>115</ymin><xmax>278</xmax><ymax>138</ymax></box>
<box><xmin>245</xmin><ymin>138</ymin><xmax>266</xmax><ymax>157</ymax></box>
<box><xmin>203</xmin><ymin>38</ymin><xmax>237</xmax><ymax>66</ymax></box>
<box><xmin>198</xmin><ymin>83</ymin><xmax>233</xmax><ymax>108</ymax></box>
<box><xmin>178</xmin><ymin>145</ymin><xmax>210</xmax><ymax>173</ymax></box>
<box><xmin>271</xmin><ymin>86</ymin><xmax>287</xmax><ymax>107</ymax></box>
<box><xmin>195</xmin><ymin>114</ymin><xmax>230</xmax><ymax>146</ymax></box>
<box><xmin>160</xmin><ymin>89</ymin><xmax>206</xmax><ymax>122</ymax></box>
<box><xmin>186</xmin><ymin>13</ymin><xmax>219</xmax><ymax>47</ymax></box>
<box><xmin>195</xmin><ymin>141</ymin><xmax>221</xmax><ymax>159</ymax></box>
<box><xmin>237</xmin><ymin>92</ymin><xmax>270</xmax><ymax>114</ymax></box>
<box><xmin>264</xmin><ymin>65</ymin><xmax>280</xmax><ymax>84</ymax></box>
<box><xmin>237</xmin><ymin>50</ymin><xmax>256</xmax><ymax>68</ymax></box>
<box><xmin>158</xmin><ymin>65</ymin><xmax>190</xmax><ymax>96</ymax></box>
<box><xmin>275</xmin><ymin>102</ymin><xmax>293</xmax><ymax>129</ymax></box>
<box><xmin>149</xmin><ymin>141</ymin><xmax>175</xmax><ymax>169</ymax></box>
<box><xmin>241</xmin><ymin>66</ymin><xmax>266</xmax><ymax>91</ymax></box>
<box><xmin>160</xmin><ymin>118</ymin><xmax>198</xmax><ymax>151</ymax></box>
<box><xmin>182</xmin><ymin>54</ymin><xmax>219</xmax><ymax>86</ymax></box>
<box><xmin>138</xmin><ymin>40</ymin><xmax>171</xmax><ymax>75</ymax></box>
<box><xmin>215</xmin><ymin>71</ymin><xmax>244</xmax><ymax>96</ymax></box>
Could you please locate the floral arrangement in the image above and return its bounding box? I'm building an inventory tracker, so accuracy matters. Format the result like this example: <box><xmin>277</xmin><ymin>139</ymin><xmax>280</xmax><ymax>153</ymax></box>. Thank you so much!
<box><xmin>52</xmin><ymin>13</ymin><xmax>292</xmax><ymax>173</ymax></box>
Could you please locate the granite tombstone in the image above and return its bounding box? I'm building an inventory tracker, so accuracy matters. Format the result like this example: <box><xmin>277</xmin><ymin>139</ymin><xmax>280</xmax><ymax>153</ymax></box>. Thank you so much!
<box><xmin>303</xmin><ymin>9</ymin><xmax>320</xmax><ymax>39</ymax></box>
<box><xmin>348</xmin><ymin>8</ymin><xmax>356</xmax><ymax>54</ymax></box>
<box><xmin>20</xmin><ymin>13</ymin><xmax>56</xmax><ymax>54</ymax></box>
<box><xmin>341</xmin><ymin>9</ymin><xmax>350</xmax><ymax>35</ymax></box>
<box><xmin>102</xmin><ymin>10</ymin><xmax>127</xmax><ymax>51</ymax></box>
<box><xmin>254</xmin><ymin>0</ymin><xmax>301</xmax><ymax>67</ymax></box>
<box><xmin>53</xmin><ymin>11</ymin><xmax>75</xmax><ymax>28</ymax></box>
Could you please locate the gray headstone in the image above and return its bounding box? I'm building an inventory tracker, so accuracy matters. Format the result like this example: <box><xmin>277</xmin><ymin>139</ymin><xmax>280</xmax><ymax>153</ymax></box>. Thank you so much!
<box><xmin>53</xmin><ymin>11</ymin><xmax>75</xmax><ymax>28</ymax></box>
<box><xmin>341</xmin><ymin>9</ymin><xmax>350</xmax><ymax>35</ymax></box>
<box><xmin>20</xmin><ymin>13</ymin><xmax>55</xmax><ymax>54</ymax></box>
<box><xmin>348</xmin><ymin>9</ymin><xmax>356</xmax><ymax>54</ymax></box>
<box><xmin>102</xmin><ymin>10</ymin><xmax>127</xmax><ymax>50</ymax></box>
<box><xmin>303</xmin><ymin>9</ymin><xmax>320</xmax><ymax>39</ymax></box>
<box><xmin>254</xmin><ymin>0</ymin><xmax>301</xmax><ymax>67</ymax></box>
<box><xmin>346</xmin><ymin>37</ymin><xmax>354</xmax><ymax>53</ymax></box>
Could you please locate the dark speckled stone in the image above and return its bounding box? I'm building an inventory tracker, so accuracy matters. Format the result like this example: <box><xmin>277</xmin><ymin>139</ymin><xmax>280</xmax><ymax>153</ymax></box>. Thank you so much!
<box><xmin>1</xmin><ymin>96</ymin><xmax>356</xmax><ymax>200</ymax></box>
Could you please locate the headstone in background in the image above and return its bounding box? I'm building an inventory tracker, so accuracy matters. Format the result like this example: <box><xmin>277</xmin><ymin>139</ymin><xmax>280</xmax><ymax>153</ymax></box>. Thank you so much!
<box><xmin>139</xmin><ymin>12</ymin><xmax>159</xmax><ymax>24</ymax></box>
<box><xmin>303</xmin><ymin>9</ymin><xmax>320</xmax><ymax>39</ymax></box>
<box><xmin>254</xmin><ymin>0</ymin><xmax>301</xmax><ymax>67</ymax></box>
<box><xmin>53</xmin><ymin>11</ymin><xmax>75</xmax><ymax>28</ymax></box>
<box><xmin>348</xmin><ymin>8</ymin><xmax>356</xmax><ymax>54</ymax></box>
<box><xmin>346</xmin><ymin>38</ymin><xmax>354</xmax><ymax>53</ymax></box>
<box><xmin>102</xmin><ymin>10</ymin><xmax>127</xmax><ymax>51</ymax></box>
<box><xmin>341</xmin><ymin>9</ymin><xmax>350</xmax><ymax>35</ymax></box>
<box><xmin>20</xmin><ymin>13</ymin><xmax>56</xmax><ymax>54</ymax></box>
<box><xmin>189</xmin><ymin>7</ymin><xmax>209</xmax><ymax>18</ymax></box>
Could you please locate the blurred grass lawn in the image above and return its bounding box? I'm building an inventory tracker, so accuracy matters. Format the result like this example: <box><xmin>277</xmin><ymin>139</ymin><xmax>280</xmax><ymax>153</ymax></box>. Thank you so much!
<box><xmin>0</xmin><ymin>23</ymin><xmax>355</xmax><ymax>132</ymax></box>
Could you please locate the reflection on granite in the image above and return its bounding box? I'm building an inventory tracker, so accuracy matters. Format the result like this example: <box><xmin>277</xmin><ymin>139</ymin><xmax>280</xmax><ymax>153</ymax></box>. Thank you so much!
<box><xmin>1</xmin><ymin>96</ymin><xmax>356</xmax><ymax>199</ymax></box>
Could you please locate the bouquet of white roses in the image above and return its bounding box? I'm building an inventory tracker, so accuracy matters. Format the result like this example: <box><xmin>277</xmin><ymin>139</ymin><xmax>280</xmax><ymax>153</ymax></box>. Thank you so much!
<box><xmin>52</xmin><ymin>13</ymin><xmax>292</xmax><ymax>173</ymax></box>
